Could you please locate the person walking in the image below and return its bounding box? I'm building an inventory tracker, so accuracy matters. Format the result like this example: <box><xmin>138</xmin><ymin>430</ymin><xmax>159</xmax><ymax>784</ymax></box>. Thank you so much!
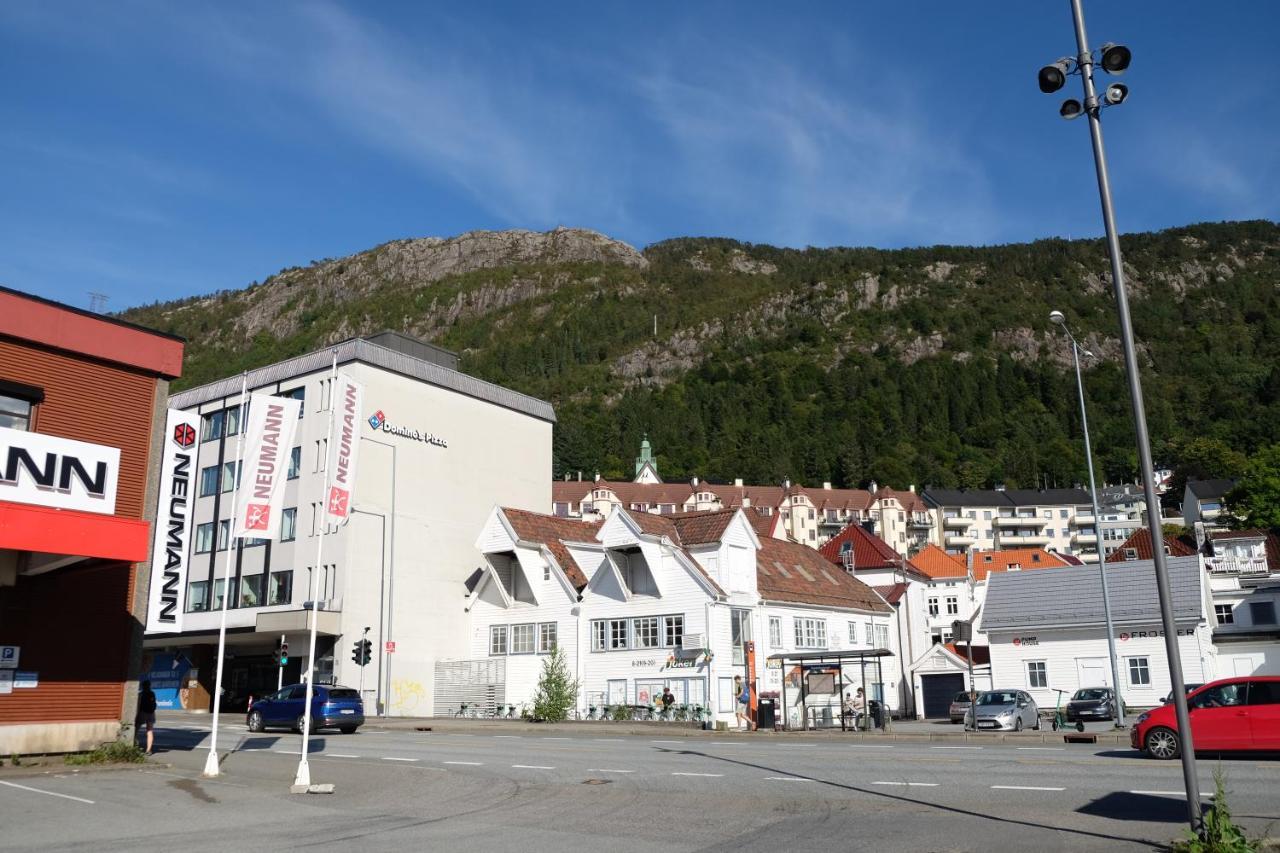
<box><xmin>734</xmin><ymin>675</ymin><xmax>753</xmax><ymax>731</ymax></box>
<box><xmin>136</xmin><ymin>680</ymin><xmax>157</xmax><ymax>755</ymax></box>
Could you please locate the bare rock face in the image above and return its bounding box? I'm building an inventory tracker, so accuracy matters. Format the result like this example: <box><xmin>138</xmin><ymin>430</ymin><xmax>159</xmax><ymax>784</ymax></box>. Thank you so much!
<box><xmin>375</xmin><ymin>227</ymin><xmax>648</xmax><ymax>282</ymax></box>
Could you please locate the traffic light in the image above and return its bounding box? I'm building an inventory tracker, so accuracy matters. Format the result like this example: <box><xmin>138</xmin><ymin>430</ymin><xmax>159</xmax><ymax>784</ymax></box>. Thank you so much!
<box><xmin>351</xmin><ymin>638</ymin><xmax>372</xmax><ymax>667</ymax></box>
<box><xmin>276</xmin><ymin>639</ymin><xmax>289</xmax><ymax>666</ymax></box>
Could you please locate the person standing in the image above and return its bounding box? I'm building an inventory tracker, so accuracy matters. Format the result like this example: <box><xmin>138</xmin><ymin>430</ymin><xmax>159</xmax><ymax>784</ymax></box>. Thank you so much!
<box><xmin>136</xmin><ymin>680</ymin><xmax>157</xmax><ymax>755</ymax></box>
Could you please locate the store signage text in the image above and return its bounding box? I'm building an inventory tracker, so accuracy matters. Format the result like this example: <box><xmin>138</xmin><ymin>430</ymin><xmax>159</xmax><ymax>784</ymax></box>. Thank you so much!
<box><xmin>0</xmin><ymin>426</ymin><xmax>119</xmax><ymax>515</ymax></box>
<box><xmin>632</xmin><ymin>659</ymin><xmax>657</xmax><ymax>668</ymax></box>
<box><xmin>1119</xmin><ymin>628</ymin><xmax>1195</xmax><ymax>641</ymax></box>
<box><xmin>368</xmin><ymin>410</ymin><xmax>447</xmax><ymax>448</ymax></box>
<box><xmin>327</xmin><ymin>376</ymin><xmax>363</xmax><ymax>522</ymax></box>
<box><xmin>147</xmin><ymin>410</ymin><xmax>200</xmax><ymax>633</ymax></box>
<box><xmin>1011</xmin><ymin>636</ymin><xmax>1039</xmax><ymax>646</ymax></box>
<box><xmin>235</xmin><ymin>394</ymin><xmax>300</xmax><ymax>537</ymax></box>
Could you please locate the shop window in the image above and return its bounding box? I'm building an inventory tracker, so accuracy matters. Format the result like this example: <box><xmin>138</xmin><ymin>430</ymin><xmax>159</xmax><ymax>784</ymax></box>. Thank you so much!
<box><xmin>0</xmin><ymin>384</ymin><xmax>39</xmax><ymax>431</ymax></box>
<box><xmin>287</xmin><ymin>446</ymin><xmax>301</xmax><ymax>480</ymax></box>
<box><xmin>282</xmin><ymin>508</ymin><xmax>297</xmax><ymax>542</ymax></box>
<box><xmin>1214</xmin><ymin>604</ymin><xmax>1234</xmax><ymax>625</ymax></box>
<box><xmin>1027</xmin><ymin>661</ymin><xmax>1048</xmax><ymax>688</ymax></box>
<box><xmin>490</xmin><ymin>625</ymin><xmax>508</xmax><ymax>656</ymax></box>
<box><xmin>538</xmin><ymin>622</ymin><xmax>557</xmax><ymax>653</ymax></box>
<box><xmin>1127</xmin><ymin>656</ymin><xmax>1151</xmax><ymax>686</ymax></box>
<box><xmin>268</xmin><ymin>570</ymin><xmax>292</xmax><ymax>606</ymax></box>
<box><xmin>510</xmin><ymin>624</ymin><xmax>535</xmax><ymax>654</ymax></box>
<box><xmin>187</xmin><ymin>580</ymin><xmax>209</xmax><ymax>612</ymax></box>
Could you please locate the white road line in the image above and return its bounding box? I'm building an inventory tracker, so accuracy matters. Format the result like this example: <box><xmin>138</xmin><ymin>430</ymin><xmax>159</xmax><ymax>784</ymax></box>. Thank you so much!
<box><xmin>542</xmin><ymin>737</ymin><xmax>570</xmax><ymax>741</ymax></box>
<box><xmin>931</xmin><ymin>746</ymin><xmax>982</xmax><ymax>750</ymax></box>
<box><xmin>272</xmin><ymin>749</ymin><xmax>300</xmax><ymax>755</ymax></box>
<box><xmin>651</xmin><ymin>740</ymin><xmax>684</xmax><ymax>744</ymax></box>
<box><xmin>494</xmin><ymin>735</ymin><xmax>522</xmax><ymax>739</ymax></box>
<box><xmin>849</xmin><ymin>745</ymin><xmax>894</xmax><ymax>749</ymax></box>
<box><xmin>383</xmin><ymin>757</ymin><xmax>419</xmax><ymax>762</ymax></box>
<box><xmin>710</xmin><ymin>742</ymin><xmax>740</xmax><ymax>746</ymax></box>
<box><xmin>1017</xmin><ymin>747</ymin><xmax>1065</xmax><ymax>751</ymax></box>
<box><xmin>587</xmin><ymin>768</ymin><xmax>635</xmax><ymax>774</ymax></box>
<box><xmin>0</xmin><ymin>780</ymin><xmax>95</xmax><ymax>804</ymax></box>
<box><xmin>991</xmin><ymin>785</ymin><xmax>1066</xmax><ymax>792</ymax></box>
<box><xmin>443</xmin><ymin>761</ymin><xmax>483</xmax><ymax>766</ymax></box>
<box><xmin>593</xmin><ymin>738</ymin><xmax>625</xmax><ymax>743</ymax></box>
<box><xmin>766</xmin><ymin>777</ymin><xmax>813</xmax><ymax>782</ymax></box>
<box><xmin>1130</xmin><ymin>790</ymin><xmax>1214</xmax><ymax>797</ymax></box>
<box><xmin>325</xmin><ymin>753</ymin><xmax>359</xmax><ymax>758</ymax></box>
<box><xmin>872</xmin><ymin>781</ymin><xmax>938</xmax><ymax>787</ymax></box>
<box><xmin>672</xmin><ymin>772</ymin><xmax>723</xmax><ymax>777</ymax></box>
<box><xmin>512</xmin><ymin>764</ymin><xmax>556</xmax><ymax>770</ymax></box>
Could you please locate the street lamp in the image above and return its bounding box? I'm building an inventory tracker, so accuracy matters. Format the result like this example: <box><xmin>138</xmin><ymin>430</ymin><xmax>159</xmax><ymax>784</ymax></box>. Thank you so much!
<box><xmin>1049</xmin><ymin>310</ymin><xmax>1126</xmax><ymax>728</ymax></box>
<box><xmin>1038</xmin><ymin>1</ymin><xmax>1203</xmax><ymax>832</ymax></box>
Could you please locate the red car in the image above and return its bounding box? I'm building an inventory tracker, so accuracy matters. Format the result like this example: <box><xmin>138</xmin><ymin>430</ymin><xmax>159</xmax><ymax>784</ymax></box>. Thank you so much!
<box><xmin>1131</xmin><ymin>676</ymin><xmax>1280</xmax><ymax>759</ymax></box>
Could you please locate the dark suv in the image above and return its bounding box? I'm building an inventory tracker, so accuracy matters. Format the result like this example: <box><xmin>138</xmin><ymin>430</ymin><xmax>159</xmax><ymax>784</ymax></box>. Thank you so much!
<box><xmin>247</xmin><ymin>684</ymin><xmax>364</xmax><ymax>734</ymax></box>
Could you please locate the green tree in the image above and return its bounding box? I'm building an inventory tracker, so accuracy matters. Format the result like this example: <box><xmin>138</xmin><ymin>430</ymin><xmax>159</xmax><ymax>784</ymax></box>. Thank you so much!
<box><xmin>1225</xmin><ymin>443</ymin><xmax>1280</xmax><ymax>530</ymax></box>
<box><xmin>530</xmin><ymin>645</ymin><xmax>579</xmax><ymax>723</ymax></box>
<box><xmin>1165</xmin><ymin>437</ymin><xmax>1247</xmax><ymax>502</ymax></box>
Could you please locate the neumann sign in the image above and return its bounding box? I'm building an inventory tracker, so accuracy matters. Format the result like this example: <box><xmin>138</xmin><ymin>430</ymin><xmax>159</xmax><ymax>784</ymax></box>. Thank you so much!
<box><xmin>146</xmin><ymin>411</ymin><xmax>200</xmax><ymax>633</ymax></box>
<box><xmin>234</xmin><ymin>394</ymin><xmax>301</xmax><ymax>539</ymax></box>
<box><xmin>0</xmin><ymin>425</ymin><xmax>119</xmax><ymax>514</ymax></box>
<box><xmin>326</xmin><ymin>374</ymin><xmax>364</xmax><ymax>524</ymax></box>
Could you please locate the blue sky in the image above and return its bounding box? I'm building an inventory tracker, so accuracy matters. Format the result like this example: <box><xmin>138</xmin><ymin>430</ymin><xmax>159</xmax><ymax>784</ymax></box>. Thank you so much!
<box><xmin>2</xmin><ymin>2</ymin><xmax>1276</xmax><ymax>310</ymax></box>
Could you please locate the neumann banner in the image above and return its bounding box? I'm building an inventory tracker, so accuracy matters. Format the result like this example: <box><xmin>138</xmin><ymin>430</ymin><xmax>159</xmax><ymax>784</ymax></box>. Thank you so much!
<box><xmin>146</xmin><ymin>410</ymin><xmax>200</xmax><ymax>633</ymax></box>
<box><xmin>325</xmin><ymin>373</ymin><xmax>364</xmax><ymax>524</ymax></box>
<box><xmin>0</xmin><ymin>425</ymin><xmax>120</xmax><ymax>514</ymax></box>
<box><xmin>233</xmin><ymin>393</ymin><xmax>301</xmax><ymax>539</ymax></box>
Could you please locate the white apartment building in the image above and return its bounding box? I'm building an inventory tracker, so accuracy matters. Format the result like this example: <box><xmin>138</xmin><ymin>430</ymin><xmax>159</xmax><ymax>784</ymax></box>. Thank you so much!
<box><xmin>922</xmin><ymin>487</ymin><xmax>1100</xmax><ymax>562</ymax></box>
<box><xmin>461</xmin><ymin>506</ymin><xmax>894</xmax><ymax>728</ymax></box>
<box><xmin>1203</xmin><ymin>529</ymin><xmax>1279</xmax><ymax>677</ymax></box>
<box><xmin>143</xmin><ymin>333</ymin><xmax>553</xmax><ymax>716</ymax></box>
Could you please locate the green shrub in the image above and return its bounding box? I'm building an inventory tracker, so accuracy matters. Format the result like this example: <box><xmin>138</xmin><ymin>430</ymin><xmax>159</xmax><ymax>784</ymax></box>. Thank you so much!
<box><xmin>64</xmin><ymin>741</ymin><xmax>147</xmax><ymax>766</ymax></box>
<box><xmin>1173</xmin><ymin>769</ymin><xmax>1262</xmax><ymax>853</ymax></box>
<box><xmin>530</xmin><ymin>645</ymin><xmax>579</xmax><ymax>723</ymax></box>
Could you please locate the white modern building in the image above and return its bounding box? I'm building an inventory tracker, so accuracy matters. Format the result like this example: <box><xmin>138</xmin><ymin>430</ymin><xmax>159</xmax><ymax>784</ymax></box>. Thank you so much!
<box><xmin>922</xmin><ymin>488</ymin><xmax>1100</xmax><ymax>562</ymax></box>
<box><xmin>143</xmin><ymin>333</ymin><xmax>554</xmax><ymax>716</ymax></box>
<box><xmin>1203</xmin><ymin>529</ymin><xmax>1280</xmax><ymax>677</ymax></box>
<box><xmin>980</xmin><ymin>556</ymin><xmax>1218</xmax><ymax>712</ymax></box>
<box><xmin>461</xmin><ymin>505</ymin><xmax>894</xmax><ymax>728</ymax></box>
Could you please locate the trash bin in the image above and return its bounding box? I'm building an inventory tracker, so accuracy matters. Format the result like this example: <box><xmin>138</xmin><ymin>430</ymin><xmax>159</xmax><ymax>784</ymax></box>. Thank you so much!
<box><xmin>821</xmin><ymin>705</ymin><xmax>833</xmax><ymax>727</ymax></box>
<box><xmin>757</xmin><ymin>698</ymin><xmax>776</xmax><ymax>730</ymax></box>
<box><xmin>869</xmin><ymin>699</ymin><xmax>884</xmax><ymax>730</ymax></box>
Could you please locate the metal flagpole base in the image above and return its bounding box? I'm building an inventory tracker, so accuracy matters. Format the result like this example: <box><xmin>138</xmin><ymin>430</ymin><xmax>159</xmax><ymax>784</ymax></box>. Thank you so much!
<box><xmin>202</xmin><ymin>749</ymin><xmax>221</xmax><ymax>777</ymax></box>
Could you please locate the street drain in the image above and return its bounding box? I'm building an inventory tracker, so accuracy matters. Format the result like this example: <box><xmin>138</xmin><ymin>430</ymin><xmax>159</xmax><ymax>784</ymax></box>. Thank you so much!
<box><xmin>583</xmin><ymin>778</ymin><xmax>612</xmax><ymax>785</ymax></box>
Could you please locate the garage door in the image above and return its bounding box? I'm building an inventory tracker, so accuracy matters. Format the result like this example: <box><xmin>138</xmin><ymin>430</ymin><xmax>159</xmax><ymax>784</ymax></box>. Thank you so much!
<box><xmin>921</xmin><ymin>673</ymin><xmax>966</xmax><ymax>719</ymax></box>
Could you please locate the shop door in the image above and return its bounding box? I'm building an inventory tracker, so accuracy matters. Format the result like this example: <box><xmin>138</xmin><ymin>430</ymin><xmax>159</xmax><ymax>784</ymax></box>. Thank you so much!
<box><xmin>921</xmin><ymin>673</ymin><xmax>965</xmax><ymax>719</ymax></box>
<box><xmin>1076</xmin><ymin>658</ymin><xmax>1108</xmax><ymax>688</ymax></box>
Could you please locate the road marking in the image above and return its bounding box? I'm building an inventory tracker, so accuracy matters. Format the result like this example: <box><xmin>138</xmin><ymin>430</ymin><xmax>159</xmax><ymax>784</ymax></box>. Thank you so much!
<box><xmin>542</xmin><ymin>737</ymin><xmax>570</xmax><ymax>741</ymax></box>
<box><xmin>0</xmin><ymin>780</ymin><xmax>95</xmax><ymax>804</ymax></box>
<box><xmin>494</xmin><ymin>735</ymin><xmax>522</xmax><ymax>739</ymax></box>
<box><xmin>931</xmin><ymin>746</ymin><xmax>982</xmax><ymax>750</ymax></box>
<box><xmin>272</xmin><ymin>749</ymin><xmax>300</xmax><ymax>755</ymax></box>
<box><xmin>1130</xmin><ymin>790</ymin><xmax>1214</xmax><ymax>797</ymax></box>
<box><xmin>765</xmin><ymin>776</ymin><xmax>813</xmax><ymax>782</ymax></box>
<box><xmin>872</xmin><ymin>781</ymin><xmax>938</xmax><ymax>787</ymax></box>
<box><xmin>512</xmin><ymin>764</ymin><xmax>556</xmax><ymax>770</ymax></box>
<box><xmin>587</xmin><ymin>768</ymin><xmax>634</xmax><ymax>773</ymax></box>
<box><xmin>848</xmin><ymin>745</ymin><xmax>894</xmax><ymax>749</ymax></box>
<box><xmin>593</xmin><ymin>738</ymin><xmax>626</xmax><ymax>743</ymax></box>
<box><xmin>991</xmin><ymin>785</ymin><xmax>1066</xmax><ymax>792</ymax></box>
<box><xmin>651</xmin><ymin>740</ymin><xmax>683</xmax><ymax>744</ymax></box>
<box><xmin>672</xmin><ymin>772</ymin><xmax>723</xmax><ymax>777</ymax></box>
<box><xmin>443</xmin><ymin>761</ymin><xmax>483</xmax><ymax>766</ymax></box>
<box><xmin>383</xmin><ymin>757</ymin><xmax>419</xmax><ymax>762</ymax></box>
<box><xmin>1017</xmin><ymin>747</ymin><xmax>1064</xmax><ymax>751</ymax></box>
<box><xmin>710</xmin><ymin>742</ymin><xmax>741</xmax><ymax>746</ymax></box>
<box><xmin>325</xmin><ymin>753</ymin><xmax>359</xmax><ymax>758</ymax></box>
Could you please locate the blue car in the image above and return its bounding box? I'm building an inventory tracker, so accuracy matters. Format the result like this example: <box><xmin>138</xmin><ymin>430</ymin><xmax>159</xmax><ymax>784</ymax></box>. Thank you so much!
<box><xmin>247</xmin><ymin>684</ymin><xmax>364</xmax><ymax>734</ymax></box>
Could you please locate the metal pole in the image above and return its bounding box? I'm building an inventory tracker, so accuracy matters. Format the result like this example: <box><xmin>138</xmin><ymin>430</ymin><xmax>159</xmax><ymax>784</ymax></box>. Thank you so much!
<box><xmin>203</xmin><ymin>373</ymin><xmax>247</xmax><ymax>778</ymax></box>
<box><xmin>1065</xmin><ymin>328</ymin><xmax>1127</xmax><ymax>726</ymax></box>
<box><xmin>294</xmin><ymin>352</ymin><xmax>339</xmax><ymax>789</ymax></box>
<box><xmin>277</xmin><ymin>633</ymin><xmax>285</xmax><ymax>691</ymax></box>
<box><xmin>1067</xmin><ymin>0</ymin><xmax>1201</xmax><ymax>828</ymax></box>
<box><xmin>357</xmin><ymin>438</ymin><xmax>399</xmax><ymax>716</ymax></box>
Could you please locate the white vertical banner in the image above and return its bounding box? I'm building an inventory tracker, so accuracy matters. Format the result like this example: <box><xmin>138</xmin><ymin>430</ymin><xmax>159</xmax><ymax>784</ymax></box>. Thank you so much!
<box><xmin>145</xmin><ymin>409</ymin><xmax>201</xmax><ymax>633</ymax></box>
<box><xmin>233</xmin><ymin>393</ymin><xmax>301</xmax><ymax>539</ymax></box>
<box><xmin>325</xmin><ymin>373</ymin><xmax>364</xmax><ymax>524</ymax></box>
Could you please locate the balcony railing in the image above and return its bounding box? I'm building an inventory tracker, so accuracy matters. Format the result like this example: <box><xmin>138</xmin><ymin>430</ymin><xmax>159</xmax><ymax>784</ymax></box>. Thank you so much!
<box><xmin>1206</xmin><ymin>556</ymin><xmax>1270</xmax><ymax>575</ymax></box>
<box><xmin>995</xmin><ymin>516</ymin><xmax>1047</xmax><ymax>528</ymax></box>
<box><xmin>909</xmin><ymin>517</ymin><xmax>934</xmax><ymax>529</ymax></box>
<box><xmin>945</xmin><ymin>533</ymin><xmax>976</xmax><ymax>546</ymax></box>
<box><xmin>998</xmin><ymin>532</ymin><xmax>1050</xmax><ymax>546</ymax></box>
<box><xmin>943</xmin><ymin>516</ymin><xmax>974</xmax><ymax>529</ymax></box>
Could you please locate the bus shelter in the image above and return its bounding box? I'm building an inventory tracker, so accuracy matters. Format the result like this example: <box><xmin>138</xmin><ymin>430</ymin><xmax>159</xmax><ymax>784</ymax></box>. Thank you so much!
<box><xmin>768</xmin><ymin>648</ymin><xmax>894</xmax><ymax>731</ymax></box>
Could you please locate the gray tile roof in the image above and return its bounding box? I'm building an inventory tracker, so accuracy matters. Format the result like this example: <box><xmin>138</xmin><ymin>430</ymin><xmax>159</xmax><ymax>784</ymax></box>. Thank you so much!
<box><xmin>980</xmin><ymin>555</ymin><xmax>1204</xmax><ymax>631</ymax></box>
<box><xmin>923</xmin><ymin>487</ymin><xmax>1092</xmax><ymax>508</ymax></box>
<box><xmin>1187</xmin><ymin>479</ymin><xmax>1236</xmax><ymax>500</ymax></box>
<box><xmin>170</xmin><ymin>337</ymin><xmax>555</xmax><ymax>423</ymax></box>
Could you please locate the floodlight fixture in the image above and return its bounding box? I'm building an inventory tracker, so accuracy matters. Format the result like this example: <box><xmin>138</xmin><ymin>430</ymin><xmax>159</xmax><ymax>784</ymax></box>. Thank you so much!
<box><xmin>1038</xmin><ymin>57</ymin><xmax>1073</xmax><ymax>93</ymax></box>
<box><xmin>1060</xmin><ymin>99</ymin><xmax>1084</xmax><ymax>120</ymax></box>
<box><xmin>1100</xmin><ymin>42</ymin><xmax>1132</xmax><ymax>75</ymax></box>
<box><xmin>1103</xmin><ymin>82</ymin><xmax>1129</xmax><ymax>106</ymax></box>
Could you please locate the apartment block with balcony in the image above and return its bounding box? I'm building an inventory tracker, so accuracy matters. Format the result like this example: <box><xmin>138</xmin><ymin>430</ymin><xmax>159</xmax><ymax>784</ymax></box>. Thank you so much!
<box><xmin>922</xmin><ymin>487</ymin><xmax>1099</xmax><ymax>562</ymax></box>
<box><xmin>1183</xmin><ymin>479</ymin><xmax>1237</xmax><ymax>532</ymax></box>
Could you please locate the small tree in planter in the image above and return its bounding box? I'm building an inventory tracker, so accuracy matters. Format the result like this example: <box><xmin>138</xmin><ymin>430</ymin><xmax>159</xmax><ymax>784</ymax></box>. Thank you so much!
<box><xmin>531</xmin><ymin>645</ymin><xmax>579</xmax><ymax>723</ymax></box>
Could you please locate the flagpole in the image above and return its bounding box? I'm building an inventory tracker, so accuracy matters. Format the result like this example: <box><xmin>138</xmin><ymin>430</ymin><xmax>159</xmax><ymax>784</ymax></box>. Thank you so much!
<box><xmin>203</xmin><ymin>373</ymin><xmax>248</xmax><ymax>777</ymax></box>
<box><xmin>294</xmin><ymin>351</ymin><xmax>338</xmax><ymax>790</ymax></box>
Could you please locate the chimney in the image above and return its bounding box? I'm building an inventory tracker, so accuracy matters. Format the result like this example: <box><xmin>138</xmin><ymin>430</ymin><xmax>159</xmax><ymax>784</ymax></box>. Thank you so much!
<box><xmin>966</xmin><ymin>549</ymin><xmax>975</xmax><ymax>577</ymax></box>
<box><xmin>783</xmin><ymin>478</ymin><xmax>791</xmax><ymax>490</ymax></box>
<box><xmin>577</xmin><ymin>470</ymin><xmax>582</xmax><ymax>481</ymax></box>
<box><xmin>734</xmin><ymin>478</ymin><xmax>743</xmax><ymax>488</ymax></box>
<box><xmin>909</xmin><ymin>484</ymin><xmax>916</xmax><ymax>493</ymax></box>
<box><xmin>823</xmin><ymin>481</ymin><xmax>832</xmax><ymax>490</ymax></box>
<box><xmin>869</xmin><ymin>480</ymin><xmax>878</xmax><ymax>494</ymax></box>
<box><xmin>691</xmin><ymin>476</ymin><xmax>699</xmax><ymax>488</ymax></box>
<box><xmin>593</xmin><ymin>471</ymin><xmax>600</xmax><ymax>483</ymax></box>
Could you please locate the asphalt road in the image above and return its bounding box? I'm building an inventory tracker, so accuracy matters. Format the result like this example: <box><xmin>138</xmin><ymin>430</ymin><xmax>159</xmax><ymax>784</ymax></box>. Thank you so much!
<box><xmin>2</xmin><ymin>717</ymin><xmax>1278</xmax><ymax>852</ymax></box>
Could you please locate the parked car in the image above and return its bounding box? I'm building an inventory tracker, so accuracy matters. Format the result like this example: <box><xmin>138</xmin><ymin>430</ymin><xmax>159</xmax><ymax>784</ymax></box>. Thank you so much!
<box><xmin>964</xmin><ymin>690</ymin><xmax>1040</xmax><ymax>732</ymax></box>
<box><xmin>1132</xmin><ymin>676</ymin><xmax>1280</xmax><ymax>759</ymax></box>
<box><xmin>949</xmin><ymin>690</ymin><xmax>974</xmax><ymax>724</ymax></box>
<box><xmin>1160</xmin><ymin>683</ymin><xmax>1204</xmax><ymax>704</ymax></box>
<box><xmin>247</xmin><ymin>683</ymin><xmax>365</xmax><ymax>734</ymax></box>
<box><xmin>1066</xmin><ymin>687</ymin><xmax>1117</xmax><ymax>723</ymax></box>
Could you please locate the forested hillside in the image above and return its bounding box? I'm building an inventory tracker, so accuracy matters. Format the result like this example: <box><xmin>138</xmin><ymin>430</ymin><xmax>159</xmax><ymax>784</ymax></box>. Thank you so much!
<box><xmin>120</xmin><ymin>221</ymin><xmax>1280</xmax><ymax>491</ymax></box>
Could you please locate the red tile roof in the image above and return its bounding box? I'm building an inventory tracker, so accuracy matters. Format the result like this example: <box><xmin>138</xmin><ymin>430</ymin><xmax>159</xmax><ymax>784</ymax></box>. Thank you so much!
<box><xmin>744</xmin><ymin>506</ymin><xmax>782</xmax><ymax>538</ymax></box>
<box><xmin>757</xmin><ymin>537</ymin><xmax>891</xmax><ymax>613</ymax></box>
<box><xmin>817</xmin><ymin>523</ymin><xmax>900</xmax><ymax>571</ymax></box>
<box><xmin>668</xmin><ymin>509</ymin><xmax>740</xmax><ymax>545</ymax></box>
<box><xmin>501</xmin><ymin>507</ymin><xmax>601</xmax><ymax>589</ymax></box>
<box><xmin>968</xmin><ymin>548</ymin><xmax>1067</xmax><ymax>581</ymax></box>
<box><xmin>945</xmin><ymin>643</ymin><xmax>990</xmax><ymax>666</ymax></box>
<box><xmin>872</xmin><ymin>582</ymin><xmax>909</xmax><ymax>605</ymax></box>
<box><xmin>908</xmin><ymin>545</ymin><xmax>968</xmax><ymax>580</ymax></box>
<box><xmin>1105</xmin><ymin>529</ymin><xmax>1196</xmax><ymax>563</ymax></box>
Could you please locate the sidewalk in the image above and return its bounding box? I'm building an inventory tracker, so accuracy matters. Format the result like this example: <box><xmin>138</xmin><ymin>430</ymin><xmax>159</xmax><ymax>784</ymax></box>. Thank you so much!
<box><xmin>356</xmin><ymin>714</ymin><xmax>1132</xmax><ymax>746</ymax></box>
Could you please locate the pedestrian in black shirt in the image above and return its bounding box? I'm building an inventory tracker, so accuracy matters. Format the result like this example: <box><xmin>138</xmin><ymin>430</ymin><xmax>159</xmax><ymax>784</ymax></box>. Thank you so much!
<box><xmin>136</xmin><ymin>680</ymin><xmax>157</xmax><ymax>755</ymax></box>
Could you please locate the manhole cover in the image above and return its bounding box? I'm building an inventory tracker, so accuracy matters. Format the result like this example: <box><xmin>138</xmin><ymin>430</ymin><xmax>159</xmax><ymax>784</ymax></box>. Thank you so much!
<box><xmin>414</xmin><ymin>726</ymin><xmax>433</xmax><ymax>732</ymax></box>
<box><xmin>583</xmin><ymin>778</ymin><xmax>612</xmax><ymax>785</ymax></box>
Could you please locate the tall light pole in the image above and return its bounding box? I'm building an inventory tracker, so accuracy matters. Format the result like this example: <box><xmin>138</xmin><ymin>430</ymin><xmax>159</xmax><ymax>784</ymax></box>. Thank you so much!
<box><xmin>1050</xmin><ymin>310</ymin><xmax>1125</xmax><ymax>728</ymax></box>
<box><xmin>1038</xmin><ymin>0</ymin><xmax>1202</xmax><ymax>831</ymax></box>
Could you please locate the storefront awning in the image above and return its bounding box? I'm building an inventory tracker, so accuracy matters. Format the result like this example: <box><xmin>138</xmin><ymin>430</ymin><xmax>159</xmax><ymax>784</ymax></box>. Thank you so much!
<box><xmin>0</xmin><ymin>500</ymin><xmax>150</xmax><ymax>565</ymax></box>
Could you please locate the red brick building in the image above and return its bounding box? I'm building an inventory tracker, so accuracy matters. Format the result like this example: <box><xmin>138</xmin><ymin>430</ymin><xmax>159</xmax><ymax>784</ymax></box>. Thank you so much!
<box><xmin>0</xmin><ymin>286</ymin><xmax>183</xmax><ymax>753</ymax></box>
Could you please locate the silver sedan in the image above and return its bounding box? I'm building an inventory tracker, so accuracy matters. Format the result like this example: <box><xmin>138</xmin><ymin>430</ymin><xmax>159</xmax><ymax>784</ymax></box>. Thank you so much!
<box><xmin>964</xmin><ymin>690</ymin><xmax>1041</xmax><ymax>732</ymax></box>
